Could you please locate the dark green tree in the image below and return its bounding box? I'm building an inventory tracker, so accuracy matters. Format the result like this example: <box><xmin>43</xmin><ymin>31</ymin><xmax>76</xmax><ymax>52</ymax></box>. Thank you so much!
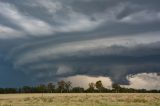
<box><xmin>22</xmin><ymin>86</ymin><xmax>32</xmax><ymax>93</ymax></box>
<box><xmin>88</xmin><ymin>82</ymin><xmax>95</xmax><ymax>93</ymax></box>
<box><xmin>72</xmin><ymin>87</ymin><xmax>84</xmax><ymax>93</ymax></box>
<box><xmin>112</xmin><ymin>83</ymin><xmax>121</xmax><ymax>93</ymax></box>
<box><xmin>47</xmin><ymin>83</ymin><xmax>55</xmax><ymax>93</ymax></box>
<box><xmin>95</xmin><ymin>80</ymin><xmax>104</xmax><ymax>93</ymax></box>
<box><xmin>37</xmin><ymin>84</ymin><xmax>46</xmax><ymax>93</ymax></box>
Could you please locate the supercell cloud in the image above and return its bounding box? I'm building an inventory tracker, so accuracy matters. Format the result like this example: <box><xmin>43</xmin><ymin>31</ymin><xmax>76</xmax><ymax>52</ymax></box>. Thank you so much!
<box><xmin>0</xmin><ymin>0</ymin><xmax>160</xmax><ymax>88</ymax></box>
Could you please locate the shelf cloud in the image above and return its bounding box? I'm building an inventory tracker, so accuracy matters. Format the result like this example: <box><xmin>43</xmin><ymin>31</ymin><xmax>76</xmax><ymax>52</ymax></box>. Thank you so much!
<box><xmin>0</xmin><ymin>0</ymin><xmax>160</xmax><ymax>88</ymax></box>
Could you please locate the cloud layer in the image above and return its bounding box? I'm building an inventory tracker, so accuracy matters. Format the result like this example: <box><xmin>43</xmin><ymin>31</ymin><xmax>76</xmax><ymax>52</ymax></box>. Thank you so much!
<box><xmin>0</xmin><ymin>0</ymin><xmax>160</xmax><ymax>88</ymax></box>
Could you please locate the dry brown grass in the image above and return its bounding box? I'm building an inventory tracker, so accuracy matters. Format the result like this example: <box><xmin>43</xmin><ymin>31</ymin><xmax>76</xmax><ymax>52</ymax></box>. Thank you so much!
<box><xmin>0</xmin><ymin>93</ymin><xmax>160</xmax><ymax>106</ymax></box>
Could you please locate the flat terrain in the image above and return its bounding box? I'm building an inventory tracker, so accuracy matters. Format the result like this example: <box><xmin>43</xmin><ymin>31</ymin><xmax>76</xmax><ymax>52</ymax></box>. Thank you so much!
<box><xmin>0</xmin><ymin>93</ymin><xmax>160</xmax><ymax>106</ymax></box>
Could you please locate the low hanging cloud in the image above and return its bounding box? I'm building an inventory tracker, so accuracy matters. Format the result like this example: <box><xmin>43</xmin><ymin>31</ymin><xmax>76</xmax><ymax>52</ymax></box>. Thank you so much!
<box><xmin>7</xmin><ymin>34</ymin><xmax>160</xmax><ymax>84</ymax></box>
<box><xmin>125</xmin><ymin>73</ymin><xmax>160</xmax><ymax>90</ymax></box>
<box><xmin>0</xmin><ymin>0</ymin><xmax>160</xmax><ymax>88</ymax></box>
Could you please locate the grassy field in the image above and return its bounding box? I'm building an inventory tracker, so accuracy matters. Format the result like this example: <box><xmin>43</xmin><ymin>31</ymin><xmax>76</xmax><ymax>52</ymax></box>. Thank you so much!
<box><xmin>0</xmin><ymin>93</ymin><xmax>160</xmax><ymax>106</ymax></box>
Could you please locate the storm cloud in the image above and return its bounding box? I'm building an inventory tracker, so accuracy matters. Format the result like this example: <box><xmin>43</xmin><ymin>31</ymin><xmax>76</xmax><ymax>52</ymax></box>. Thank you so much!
<box><xmin>0</xmin><ymin>0</ymin><xmax>160</xmax><ymax>88</ymax></box>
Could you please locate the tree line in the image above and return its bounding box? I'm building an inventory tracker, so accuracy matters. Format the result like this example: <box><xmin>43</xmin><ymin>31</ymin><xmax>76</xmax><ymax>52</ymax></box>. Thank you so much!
<box><xmin>0</xmin><ymin>80</ymin><xmax>160</xmax><ymax>94</ymax></box>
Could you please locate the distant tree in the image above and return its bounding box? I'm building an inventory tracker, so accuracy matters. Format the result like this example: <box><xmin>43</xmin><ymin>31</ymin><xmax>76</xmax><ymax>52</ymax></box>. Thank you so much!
<box><xmin>57</xmin><ymin>80</ymin><xmax>65</xmax><ymax>93</ymax></box>
<box><xmin>95</xmin><ymin>80</ymin><xmax>104</xmax><ymax>93</ymax></box>
<box><xmin>47</xmin><ymin>83</ymin><xmax>55</xmax><ymax>93</ymax></box>
<box><xmin>139</xmin><ymin>89</ymin><xmax>147</xmax><ymax>93</ymax></box>
<box><xmin>72</xmin><ymin>87</ymin><xmax>84</xmax><ymax>93</ymax></box>
<box><xmin>0</xmin><ymin>88</ymin><xmax>4</xmax><ymax>94</ymax></box>
<box><xmin>88</xmin><ymin>82</ymin><xmax>95</xmax><ymax>93</ymax></box>
<box><xmin>65</xmin><ymin>81</ymin><xmax>72</xmax><ymax>93</ymax></box>
<box><xmin>0</xmin><ymin>80</ymin><xmax>159</xmax><ymax>93</ymax></box>
<box><xmin>112</xmin><ymin>83</ymin><xmax>121</xmax><ymax>93</ymax></box>
<box><xmin>4</xmin><ymin>88</ymin><xmax>17</xmax><ymax>93</ymax></box>
<box><xmin>38</xmin><ymin>84</ymin><xmax>46</xmax><ymax>93</ymax></box>
<box><xmin>22</xmin><ymin>86</ymin><xmax>32</xmax><ymax>93</ymax></box>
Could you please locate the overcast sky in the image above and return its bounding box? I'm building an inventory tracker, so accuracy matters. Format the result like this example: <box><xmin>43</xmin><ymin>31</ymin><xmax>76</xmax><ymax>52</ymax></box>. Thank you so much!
<box><xmin>0</xmin><ymin>0</ymin><xmax>160</xmax><ymax>89</ymax></box>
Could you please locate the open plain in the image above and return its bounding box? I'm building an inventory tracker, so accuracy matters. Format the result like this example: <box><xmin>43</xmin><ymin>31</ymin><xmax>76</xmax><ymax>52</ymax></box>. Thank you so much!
<box><xmin>0</xmin><ymin>93</ymin><xmax>160</xmax><ymax>106</ymax></box>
